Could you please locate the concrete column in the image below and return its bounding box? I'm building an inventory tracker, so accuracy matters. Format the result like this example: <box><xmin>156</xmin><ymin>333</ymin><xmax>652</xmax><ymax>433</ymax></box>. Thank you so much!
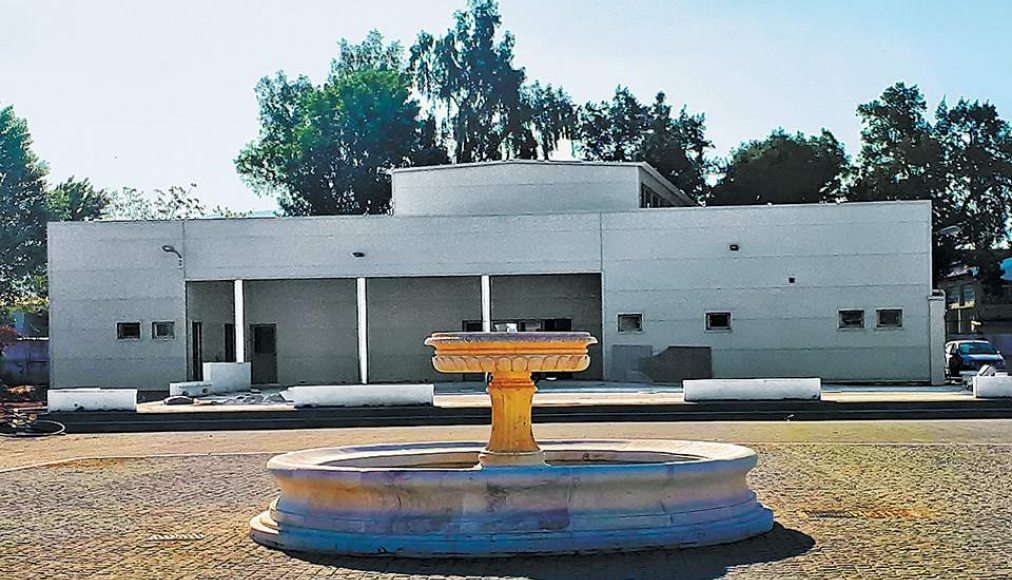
<box><xmin>234</xmin><ymin>280</ymin><xmax>245</xmax><ymax>362</ymax></box>
<box><xmin>929</xmin><ymin>291</ymin><xmax>946</xmax><ymax>385</ymax></box>
<box><xmin>481</xmin><ymin>275</ymin><xmax>491</xmax><ymax>332</ymax></box>
<box><xmin>357</xmin><ymin>277</ymin><xmax>368</xmax><ymax>384</ymax></box>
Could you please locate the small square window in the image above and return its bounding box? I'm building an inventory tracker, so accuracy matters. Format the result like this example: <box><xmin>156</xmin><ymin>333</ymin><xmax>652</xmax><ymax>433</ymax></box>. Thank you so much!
<box><xmin>617</xmin><ymin>313</ymin><xmax>643</xmax><ymax>333</ymax></box>
<box><xmin>876</xmin><ymin>309</ymin><xmax>903</xmax><ymax>328</ymax></box>
<box><xmin>152</xmin><ymin>321</ymin><xmax>175</xmax><ymax>339</ymax></box>
<box><xmin>838</xmin><ymin>309</ymin><xmax>865</xmax><ymax>329</ymax></box>
<box><xmin>117</xmin><ymin>322</ymin><xmax>141</xmax><ymax>340</ymax></box>
<box><xmin>706</xmin><ymin>312</ymin><xmax>732</xmax><ymax>331</ymax></box>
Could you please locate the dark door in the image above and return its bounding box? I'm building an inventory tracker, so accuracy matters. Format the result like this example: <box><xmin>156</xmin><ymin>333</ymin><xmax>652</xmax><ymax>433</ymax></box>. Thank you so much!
<box><xmin>224</xmin><ymin>323</ymin><xmax>236</xmax><ymax>362</ymax></box>
<box><xmin>250</xmin><ymin>324</ymin><xmax>277</xmax><ymax>384</ymax></box>
<box><xmin>191</xmin><ymin>321</ymin><xmax>203</xmax><ymax>381</ymax></box>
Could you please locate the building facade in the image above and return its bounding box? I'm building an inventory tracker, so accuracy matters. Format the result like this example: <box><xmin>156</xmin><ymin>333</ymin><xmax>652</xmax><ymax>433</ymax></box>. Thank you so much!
<box><xmin>48</xmin><ymin>160</ymin><xmax>943</xmax><ymax>392</ymax></box>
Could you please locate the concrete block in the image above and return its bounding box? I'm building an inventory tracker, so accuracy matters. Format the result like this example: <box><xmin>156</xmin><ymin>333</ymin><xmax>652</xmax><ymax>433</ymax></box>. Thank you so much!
<box><xmin>202</xmin><ymin>362</ymin><xmax>251</xmax><ymax>393</ymax></box>
<box><xmin>48</xmin><ymin>388</ymin><xmax>137</xmax><ymax>412</ymax></box>
<box><xmin>169</xmin><ymin>381</ymin><xmax>214</xmax><ymax>397</ymax></box>
<box><xmin>972</xmin><ymin>375</ymin><xmax>1012</xmax><ymax>398</ymax></box>
<box><xmin>291</xmin><ymin>384</ymin><xmax>434</xmax><ymax>408</ymax></box>
<box><xmin>640</xmin><ymin>346</ymin><xmax>712</xmax><ymax>383</ymax></box>
<box><xmin>683</xmin><ymin>378</ymin><xmax>821</xmax><ymax>402</ymax></box>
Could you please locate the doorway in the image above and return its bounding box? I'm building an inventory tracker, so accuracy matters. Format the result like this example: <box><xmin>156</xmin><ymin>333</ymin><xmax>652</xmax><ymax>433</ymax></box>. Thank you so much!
<box><xmin>191</xmin><ymin>321</ymin><xmax>203</xmax><ymax>381</ymax></box>
<box><xmin>251</xmin><ymin>324</ymin><xmax>277</xmax><ymax>384</ymax></box>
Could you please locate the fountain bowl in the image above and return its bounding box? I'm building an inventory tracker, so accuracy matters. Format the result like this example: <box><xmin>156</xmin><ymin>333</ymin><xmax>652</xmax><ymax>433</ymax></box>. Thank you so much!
<box><xmin>249</xmin><ymin>438</ymin><xmax>774</xmax><ymax>557</ymax></box>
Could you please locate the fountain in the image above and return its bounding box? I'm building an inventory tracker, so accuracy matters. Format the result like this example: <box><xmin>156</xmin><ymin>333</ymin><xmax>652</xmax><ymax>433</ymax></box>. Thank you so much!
<box><xmin>250</xmin><ymin>332</ymin><xmax>773</xmax><ymax>557</ymax></box>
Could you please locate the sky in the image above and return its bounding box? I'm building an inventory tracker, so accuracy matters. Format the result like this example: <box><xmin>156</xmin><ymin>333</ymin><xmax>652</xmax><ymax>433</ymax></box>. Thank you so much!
<box><xmin>2</xmin><ymin>0</ymin><xmax>1012</xmax><ymax>213</ymax></box>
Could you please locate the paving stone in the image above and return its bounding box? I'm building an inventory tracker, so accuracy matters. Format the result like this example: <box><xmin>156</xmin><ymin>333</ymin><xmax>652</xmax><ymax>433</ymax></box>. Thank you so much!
<box><xmin>1</xmin><ymin>425</ymin><xmax>1011</xmax><ymax>578</ymax></box>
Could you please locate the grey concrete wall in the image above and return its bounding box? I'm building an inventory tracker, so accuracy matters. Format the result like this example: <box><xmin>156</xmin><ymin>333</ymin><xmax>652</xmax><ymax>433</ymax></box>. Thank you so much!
<box><xmin>392</xmin><ymin>162</ymin><xmax>642</xmax><ymax>217</ymax></box>
<box><xmin>185</xmin><ymin>281</ymin><xmax>234</xmax><ymax>378</ymax></box>
<box><xmin>181</xmin><ymin>213</ymin><xmax>602</xmax><ymax>282</ymax></box>
<box><xmin>490</xmin><ymin>274</ymin><xmax>604</xmax><ymax>380</ymax></box>
<box><xmin>601</xmin><ymin>201</ymin><xmax>934</xmax><ymax>381</ymax></box>
<box><xmin>48</xmin><ymin>199</ymin><xmax>934</xmax><ymax>389</ymax></box>
<box><xmin>367</xmin><ymin>276</ymin><xmax>481</xmax><ymax>383</ymax></box>
<box><xmin>48</xmin><ymin>221</ymin><xmax>187</xmax><ymax>390</ymax></box>
<box><xmin>244</xmin><ymin>279</ymin><xmax>358</xmax><ymax>385</ymax></box>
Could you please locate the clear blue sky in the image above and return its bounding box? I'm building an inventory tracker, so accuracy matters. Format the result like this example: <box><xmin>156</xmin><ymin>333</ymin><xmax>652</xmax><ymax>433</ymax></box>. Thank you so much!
<box><xmin>2</xmin><ymin>0</ymin><xmax>1011</xmax><ymax>212</ymax></box>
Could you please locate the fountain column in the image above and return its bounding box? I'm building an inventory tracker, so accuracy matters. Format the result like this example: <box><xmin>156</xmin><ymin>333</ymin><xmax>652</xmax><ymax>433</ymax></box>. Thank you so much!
<box><xmin>482</xmin><ymin>371</ymin><xmax>543</xmax><ymax>466</ymax></box>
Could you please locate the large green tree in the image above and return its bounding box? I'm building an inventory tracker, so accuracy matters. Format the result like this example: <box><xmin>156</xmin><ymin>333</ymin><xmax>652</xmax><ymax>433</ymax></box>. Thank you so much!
<box><xmin>578</xmin><ymin>88</ymin><xmax>711</xmax><ymax>200</ymax></box>
<box><xmin>410</xmin><ymin>0</ymin><xmax>575</xmax><ymax>162</ymax></box>
<box><xmin>0</xmin><ymin>105</ymin><xmax>50</xmax><ymax>304</ymax></box>
<box><xmin>238</xmin><ymin>32</ymin><xmax>444</xmax><ymax>215</ymax></box>
<box><xmin>851</xmin><ymin>82</ymin><xmax>1012</xmax><ymax>286</ymax></box>
<box><xmin>709</xmin><ymin>129</ymin><xmax>848</xmax><ymax>206</ymax></box>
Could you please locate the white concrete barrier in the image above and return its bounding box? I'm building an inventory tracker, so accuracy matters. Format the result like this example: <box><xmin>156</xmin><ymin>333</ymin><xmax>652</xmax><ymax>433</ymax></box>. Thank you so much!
<box><xmin>48</xmin><ymin>388</ymin><xmax>137</xmax><ymax>412</ymax></box>
<box><xmin>202</xmin><ymin>362</ymin><xmax>251</xmax><ymax>393</ymax></box>
<box><xmin>683</xmin><ymin>378</ymin><xmax>821</xmax><ymax>402</ymax></box>
<box><xmin>291</xmin><ymin>384</ymin><xmax>434</xmax><ymax>408</ymax></box>
<box><xmin>169</xmin><ymin>381</ymin><xmax>214</xmax><ymax>397</ymax></box>
<box><xmin>972</xmin><ymin>375</ymin><xmax>1012</xmax><ymax>398</ymax></box>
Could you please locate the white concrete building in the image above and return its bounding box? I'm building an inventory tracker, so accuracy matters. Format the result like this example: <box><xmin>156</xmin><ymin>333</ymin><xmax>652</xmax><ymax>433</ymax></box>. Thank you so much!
<box><xmin>47</xmin><ymin>160</ymin><xmax>943</xmax><ymax>392</ymax></box>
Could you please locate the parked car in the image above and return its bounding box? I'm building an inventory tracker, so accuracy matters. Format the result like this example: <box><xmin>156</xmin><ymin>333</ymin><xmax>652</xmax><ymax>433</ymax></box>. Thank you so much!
<box><xmin>944</xmin><ymin>340</ymin><xmax>1007</xmax><ymax>377</ymax></box>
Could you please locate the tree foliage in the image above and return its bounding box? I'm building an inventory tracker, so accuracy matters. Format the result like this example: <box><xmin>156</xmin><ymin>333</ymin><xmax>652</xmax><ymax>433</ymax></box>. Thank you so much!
<box><xmin>577</xmin><ymin>88</ymin><xmax>711</xmax><ymax>200</ymax></box>
<box><xmin>103</xmin><ymin>184</ymin><xmax>206</xmax><ymax>220</ymax></box>
<box><xmin>410</xmin><ymin>0</ymin><xmax>575</xmax><ymax>162</ymax></box>
<box><xmin>851</xmin><ymin>82</ymin><xmax>1012</xmax><ymax>287</ymax></box>
<box><xmin>709</xmin><ymin>129</ymin><xmax>848</xmax><ymax>206</ymax></box>
<box><xmin>47</xmin><ymin>177</ymin><xmax>108</xmax><ymax>222</ymax></box>
<box><xmin>238</xmin><ymin>32</ymin><xmax>444</xmax><ymax>215</ymax></box>
<box><xmin>0</xmin><ymin>105</ymin><xmax>50</xmax><ymax>305</ymax></box>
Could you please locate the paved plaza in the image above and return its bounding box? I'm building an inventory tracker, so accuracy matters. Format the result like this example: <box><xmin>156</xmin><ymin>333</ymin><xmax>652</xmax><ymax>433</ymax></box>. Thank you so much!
<box><xmin>2</xmin><ymin>420</ymin><xmax>1012</xmax><ymax>579</ymax></box>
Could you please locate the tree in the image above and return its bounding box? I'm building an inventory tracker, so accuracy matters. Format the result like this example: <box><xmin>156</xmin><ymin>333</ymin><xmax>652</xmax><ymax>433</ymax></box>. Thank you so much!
<box><xmin>410</xmin><ymin>0</ymin><xmax>574</xmax><ymax>162</ymax></box>
<box><xmin>851</xmin><ymin>82</ymin><xmax>1012</xmax><ymax>286</ymax></box>
<box><xmin>709</xmin><ymin>129</ymin><xmax>847</xmax><ymax>206</ymax></box>
<box><xmin>640</xmin><ymin>93</ymin><xmax>711</xmax><ymax>200</ymax></box>
<box><xmin>238</xmin><ymin>32</ymin><xmax>441</xmax><ymax>215</ymax></box>
<box><xmin>0</xmin><ymin>105</ymin><xmax>49</xmax><ymax>305</ymax></box>
<box><xmin>578</xmin><ymin>88</ymin><xmax>712</xmax><ymax>200</ymax></box>
<box><xmin>577</xmin><ymin>87</ymin><xmax>648</xmax><ymax>162</ymax></box>
<box><xmin>47</xmin><ymin>177</ymin><xmax>108</xmax><ymax>222</ymax></box>
<box><xmin>103</xmin><ymin>184</ymin><xmax>205</xmax><ymax>220</ymax></box>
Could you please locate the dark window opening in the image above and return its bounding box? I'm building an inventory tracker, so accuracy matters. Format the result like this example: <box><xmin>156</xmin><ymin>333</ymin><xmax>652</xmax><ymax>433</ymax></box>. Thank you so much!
<box><xmin>876</xmin><ymin>309</ymin><xmax>903</xmax><ymax>328</ymax></box>
<box><xmin>117</xmin><ymin>322</ymin><xmax>141</xmax><ymax>340</ymax></box>
<box><xmin>152</xmin><ymin>321</ymin><xmax>175</xmax><ymax>339</ymax></box>
<box><xmin>618</xmin><ymin>313</ymin><xmax>643</xmax><ymax>333</ymax></box>
<box><xmin>839</xmin><ymin>309</ymin><xmax>865</xmax><ymax>329</ymax></box>
<box><xmin>705</xmin><ymin>312</ymin><xmax>732</xmax><ymax>331</ymax></box>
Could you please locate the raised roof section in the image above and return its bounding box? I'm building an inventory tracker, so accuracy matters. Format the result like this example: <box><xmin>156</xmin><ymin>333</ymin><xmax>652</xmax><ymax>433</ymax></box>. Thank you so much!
<box><xmin>390</xmin><ymin>160</ymin><xmax>694</xmax><ymax>217</ymax></box>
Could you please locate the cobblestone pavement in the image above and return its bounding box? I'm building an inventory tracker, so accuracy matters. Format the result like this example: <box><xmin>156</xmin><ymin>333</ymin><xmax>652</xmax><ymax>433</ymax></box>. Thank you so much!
<box><xmin>2</xmin><ymin>421</ymin><xmax>1012</xmax><ymax>579</ymax></box>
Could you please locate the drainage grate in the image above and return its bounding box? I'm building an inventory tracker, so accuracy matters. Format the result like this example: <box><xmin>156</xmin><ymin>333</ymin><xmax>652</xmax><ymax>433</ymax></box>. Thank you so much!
<box><xmin>798</xmin><ymin>509</ymin><xmax>924</xmax><ymax>520</ymax></box>
<box><xmin>145</xmin><ymin>533</ymin><xmax>205</xmax><ymax>542</ymax></box>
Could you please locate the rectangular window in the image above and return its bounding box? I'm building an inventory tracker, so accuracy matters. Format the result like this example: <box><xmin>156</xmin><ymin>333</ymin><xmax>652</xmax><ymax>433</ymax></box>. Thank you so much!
<box><xmin>617</xmin><ymin>313</ymin><xmax>643</xmax><ymax>333</ymax></box>
<box><xmin>152</xmin><ymin>321</ymin><xmax>175</xmax><ymax>339</ymax></box>
<box><xmin>462</xmin><ymin>320</ymin><xmax>483</xmax><ymax>332</ymax></box>
<box><xmin>117</xmin><ymin>322</ymin><xmax>141</xmax><ymax>340</ymax></box>
<box><xmin>838</xmin><ymin>309</ymin><xmax>865</xmax><ymax>329</ymax></box>
<box><xmin>876</xmin><ymin>308</ymin><xmax>903</xmax><ymax>328</ymax></box>
<box><xmin>705</xmin><ymin>312</ymin><xmax>732</xmax><ymax>331</ymax></box>
<box><xmin>962</xmin><ymin>284</ymin><xmax>976</xmax><ymax>305</ymax></box>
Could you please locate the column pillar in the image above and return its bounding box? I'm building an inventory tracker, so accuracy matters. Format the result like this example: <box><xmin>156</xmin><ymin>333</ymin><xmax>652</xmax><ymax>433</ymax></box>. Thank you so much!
<box><xmin>357</xmin><ymin>277</ymin><xmax>368</xmax><ymax>384</ymax></box>
<box><xmin>233</xmin><ymin>279</ymin><xmax>245</xmax><ymax>362</ymax></box>
<box><xmin>481</xmin><ymin>275</ymin><xmax>491</xmax><ymax>332</ymax></box>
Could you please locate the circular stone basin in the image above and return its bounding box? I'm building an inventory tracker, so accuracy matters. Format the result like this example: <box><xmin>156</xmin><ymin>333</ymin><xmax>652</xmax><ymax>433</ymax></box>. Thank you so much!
<box><xmin>250</xmin><ymin>439</ymin><xmax>774</xmax><ymax>557</ymax></box>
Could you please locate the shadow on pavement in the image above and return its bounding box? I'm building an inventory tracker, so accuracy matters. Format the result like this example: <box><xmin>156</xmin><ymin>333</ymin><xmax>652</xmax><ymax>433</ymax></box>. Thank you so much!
<box><xmin>282</xmin><ymin>523</ymin><xmax>815</xmax><ymax>580</ymax></box>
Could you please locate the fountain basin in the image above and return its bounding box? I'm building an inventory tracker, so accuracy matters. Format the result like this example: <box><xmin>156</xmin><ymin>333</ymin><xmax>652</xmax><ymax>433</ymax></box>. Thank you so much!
<box><xmin>250</xmin><ymin>439</ymin><xmax>774</xmax><ymax>557</ymax></box>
